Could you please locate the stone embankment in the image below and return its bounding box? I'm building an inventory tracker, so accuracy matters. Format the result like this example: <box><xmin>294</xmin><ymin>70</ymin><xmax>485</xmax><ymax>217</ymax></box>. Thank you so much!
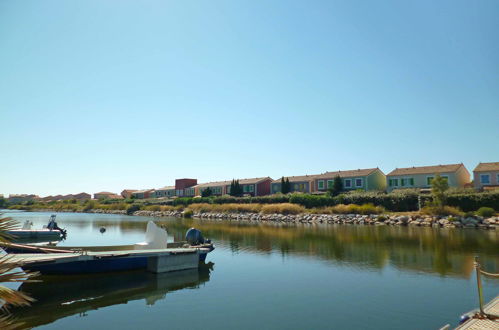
<box><xmin>30</xmin><ymin>208</ymin><xmax>498</xmax><ymax>229</ymax></box>
<box><xmin>132</xmin><ymin>210</ymin><xmax>497</xmax><ymax>229</ymax></box>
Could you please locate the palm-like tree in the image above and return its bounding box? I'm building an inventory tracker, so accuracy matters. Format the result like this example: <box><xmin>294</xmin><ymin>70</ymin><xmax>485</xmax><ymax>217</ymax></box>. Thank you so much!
<box><xmin>0</xmin><ymin>216</ymin><xmax>37</xmax><ymax>329</ymax></box>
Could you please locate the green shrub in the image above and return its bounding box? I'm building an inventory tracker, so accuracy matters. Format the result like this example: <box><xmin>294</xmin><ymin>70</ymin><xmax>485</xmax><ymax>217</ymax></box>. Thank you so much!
<box><xmin>183</xmin><ymin>209</ymin><xmax>193</xmax><ymax>218</ymax></box>
<box><xmin>126</xmin><ymin>204</ymin><xmax>141</xmax><ymax>215</ymax></box>
<box><xmin>421</xmin><ymin>206</ymin><xmax>463</xmax><ymax>216</ymax></box>
<box><xmin>377</xmin><ymin>215</ymin><xmax>388</xmax><ymax>222</ymax></box>
<box><xmin>476</xmin><ymin>207</ymin><xmax>495</xmax><ymax>217</ymax></box>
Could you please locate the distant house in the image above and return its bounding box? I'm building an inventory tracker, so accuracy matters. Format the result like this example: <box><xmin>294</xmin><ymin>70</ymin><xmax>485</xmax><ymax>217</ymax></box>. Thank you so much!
<box><xmin>93</xmin><ymin>192</ymin><xmax>123</xmax><ymax>200</ymax></box>
<box><xmin>153</xmin><ymin>186</ymin><xmax>176</xmax><ymax>198</ymax></box>
<box><xmin>473</xmin><ymin>162</ymin><xmax>499</xmax><ymax>190</ymax></box>
<box><xmin>193</xmin><ymin>177</ymin><xmax>272</xmax><ymax>197</ymax></box>
<box><xmin>70</xmin><ymin>193</ymin><xmax>91</xmax><ymax>200</ymax></box>
<box><xmin>175</xmin><ymin>179</ymin><xmax>198</xmax><ymax>197</ymax></box>
<box><xmin>121</xmin><ymin>190</ymin><xmax>138</xmax><ymax>199</ymax></box>
<box><xmin>271</xmin><ymin>175</ymin><xmax>318</xmax><ymax>194</ymax></box>
<box><xmin>314</xmin><ymin>168</ymin><xmax>386</xmax><ymax>193</ymax></box>
<box><xmin>386</xmin><ymin>163</ymin><xmax>470</xmax><ymax>192</ymax></box>
<box><xmin>271</xmin><ymin>168</ymin><xmax>386</xmax><ymax>194</ymax></box>
<box><xmin>131</xmin><ymin>189</ymin><xmax>155</xmax><ymax>199</ymax></box>
<box><xmin>7</xmin><ymin>194</ymin><xmax>39</xmax><ymax>204</ymax></box>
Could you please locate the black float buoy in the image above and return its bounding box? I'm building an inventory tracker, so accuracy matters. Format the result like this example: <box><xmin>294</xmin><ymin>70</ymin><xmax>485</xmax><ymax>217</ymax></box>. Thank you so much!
<box><xmin>100</xmin><ymin>227</ymin><xmax>106</xmax><ymax>234</ymax></box>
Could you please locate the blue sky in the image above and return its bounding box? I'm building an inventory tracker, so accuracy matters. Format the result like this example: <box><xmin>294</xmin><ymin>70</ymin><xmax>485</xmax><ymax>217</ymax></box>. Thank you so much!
<box><xmin>1</xmin><ymin>0</ymin><xmax>498</xmax><ymax>196</ymax></box>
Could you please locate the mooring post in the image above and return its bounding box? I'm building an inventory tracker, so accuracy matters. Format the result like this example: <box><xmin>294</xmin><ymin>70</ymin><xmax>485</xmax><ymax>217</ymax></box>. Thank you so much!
<box><xmin>474</xmin><ymin>256</ymin><xmax>485</xmax><ymax>316</ymax></box>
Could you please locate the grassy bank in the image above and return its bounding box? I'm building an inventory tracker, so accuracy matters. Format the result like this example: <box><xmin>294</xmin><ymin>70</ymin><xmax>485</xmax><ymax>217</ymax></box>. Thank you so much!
<box><xmin>4</xmin><ymin>189</ymin><xmax>497</xmax><ymax>217</ymax></box>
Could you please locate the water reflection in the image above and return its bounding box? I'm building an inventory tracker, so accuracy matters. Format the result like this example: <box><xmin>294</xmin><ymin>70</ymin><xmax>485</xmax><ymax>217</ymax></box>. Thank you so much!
<box><xmin>13</xmin><ymin>262</ymin><xmax>213</xmax><ymax>328</ymax></box>
<box><xmin>161</xmin><ymin>219</ymin><xmax>499</xmax><ymax>278</ymax></box>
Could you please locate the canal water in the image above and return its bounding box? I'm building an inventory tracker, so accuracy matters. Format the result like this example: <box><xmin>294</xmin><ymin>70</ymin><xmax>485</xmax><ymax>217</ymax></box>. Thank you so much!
<box><xmin>2</xmin><ymin>210</ymin><xmax>498</xmax><ymax>329</ymax></box>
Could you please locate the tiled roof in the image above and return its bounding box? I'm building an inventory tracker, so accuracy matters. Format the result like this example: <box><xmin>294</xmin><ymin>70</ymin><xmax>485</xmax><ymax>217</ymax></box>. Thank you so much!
<box><xmin>474</xmin><ymin>162</ymin><xmax>499</xmax><ymax>172</ymax></box>
<box><xmin>271</xmin><ymin>174</ymin><xmax>321</xmax><ymax>183</ymax></box>
<box><xmin>316</xmin><ymin>168</ymin><xmax>379</xmax><ymax>179</ymax></box>
<box><xmin>193</xmin><ymin>177</ymin><xmax>271</xmax><ymax>189</ymax></box>
<box><xmin>156</xmin><ymin>186</ymin><xmax>175</xmax><ymax>190</ymax></box>
<box><xmin>133</xmin><ymin>189</ymin><xmax>155</xmax><ymax>194</ymax></box>
<box><xmin>271</xmin><ymin>168</ymin><xmax>380</xmax><ymax>183</ymax></box>
<box><xmin>387</xmin><ymin>164</ymin><xmax>464</xmax><ymax>176</ymax></box>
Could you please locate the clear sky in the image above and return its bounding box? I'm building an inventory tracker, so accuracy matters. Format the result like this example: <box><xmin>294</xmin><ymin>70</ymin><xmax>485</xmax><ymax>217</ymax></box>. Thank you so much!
<box><xmin>1</xmin><ymin>0</ymin><xmax>498</xmax><ymax>197</ymax></box>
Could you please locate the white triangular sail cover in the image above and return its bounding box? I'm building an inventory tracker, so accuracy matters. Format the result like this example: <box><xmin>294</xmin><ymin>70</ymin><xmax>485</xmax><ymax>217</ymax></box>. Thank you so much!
<box><xmin>135</xmin><ymin>221</ymin><xmax>168</xmax><ymax>250</ymax></box>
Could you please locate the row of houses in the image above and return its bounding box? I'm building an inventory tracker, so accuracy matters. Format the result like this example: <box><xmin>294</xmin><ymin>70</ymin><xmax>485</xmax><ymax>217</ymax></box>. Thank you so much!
<box><xmin>122</xmin><ymin>162</ymin><xmax>499</xmax><ymax>199</ymax></box>
<box><xmin>4</xmin><ymin>162</ymin><xmax>497</xmax><ymax>203</ymax></box>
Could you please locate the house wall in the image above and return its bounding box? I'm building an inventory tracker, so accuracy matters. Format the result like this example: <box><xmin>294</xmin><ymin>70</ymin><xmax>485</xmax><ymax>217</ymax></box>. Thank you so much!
<box><xmin>256</xmin><ymin>179</ymin><xmax>271</xmax><ymax>196</ymax></box>
<box><xmin>474</xmin><ymin>170</ymin><xmax>499</xmax><ymax>189</ymax></box>
<box><xmin>455</xmin><ymin>166</ymin><xmax>471</xmax><ymax>187</ymax></box>
<box><xmin>367</xmin><ymin>169</ymin><xmax>387</xmax><ymax>191</ymax></box>
<box><xmin>387</xmin><ymin>172</ymin><xmax>460</xmax><ymax>192</ymax></box>
<box><xmin>315</xmin><ymin>176</ymin><xmax>368</xmax><ymax>192</ymax></box>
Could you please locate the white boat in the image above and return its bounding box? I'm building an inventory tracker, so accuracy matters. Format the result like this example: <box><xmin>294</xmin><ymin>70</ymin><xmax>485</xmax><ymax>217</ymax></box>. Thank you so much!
<box><xmin>3</xmin><ymin>221</ymin><xmax>214</xmax><ymax>275</ymax></box>
<box><xmin>6</xmin><ymin>215</ymin><xmax>66</xmax><ymax>241</ymax></box>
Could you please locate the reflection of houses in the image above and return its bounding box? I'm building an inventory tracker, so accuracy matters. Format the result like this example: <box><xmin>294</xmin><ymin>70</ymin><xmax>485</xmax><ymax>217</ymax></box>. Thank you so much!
<box><xmin>93</xmin><ymin>192</ymin><xmax>123</xmax><ymax>200</ymax></box>
<box><xmin>193</xmin><ymin>177</ymin><xmax>272</xmax><ymax>197</ymax></box>
<box><xmin>270</xmin><ymin>168</ymin><xmax>386</xmax><ymax>194</ymax></box>
<box><xmin>473</xmin><ymin>162</ymin><xmax>499</xmax><ymax>191</ymax></box>
<box><xmin>386</xmin><ymin>163</ymin><xmax>470</xmax><ymax>192</ymax></box>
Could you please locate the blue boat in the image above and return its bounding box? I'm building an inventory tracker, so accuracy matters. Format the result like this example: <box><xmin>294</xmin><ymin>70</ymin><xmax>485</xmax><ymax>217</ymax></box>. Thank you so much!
<box><xmin>4</xmin><ymin>222</ymin><xmax>214</xmax><ymax>275</ymax></box>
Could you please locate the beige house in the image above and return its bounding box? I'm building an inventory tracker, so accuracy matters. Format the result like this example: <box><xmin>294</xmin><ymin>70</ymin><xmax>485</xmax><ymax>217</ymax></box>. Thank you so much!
<box><xmin>93</xmin><ymin>192</ymin><xmax>123</xmax><ymax>200</ymax></box>
<box><xmin>386</xmin><ymin>163</ymin><xmax>470</xmax><ymax>192</ymax></box>
<box><xmin>473</xmin><ymin>162</ymin><xmax>499</xmax><ymax>190</ymax></box>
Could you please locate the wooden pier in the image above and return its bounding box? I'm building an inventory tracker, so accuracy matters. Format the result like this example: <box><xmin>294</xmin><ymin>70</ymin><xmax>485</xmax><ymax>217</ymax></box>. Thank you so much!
<box><xmin>455</xmin><ymin>296</ymin><xmax>499</xmax><ymax>329</ymax></box>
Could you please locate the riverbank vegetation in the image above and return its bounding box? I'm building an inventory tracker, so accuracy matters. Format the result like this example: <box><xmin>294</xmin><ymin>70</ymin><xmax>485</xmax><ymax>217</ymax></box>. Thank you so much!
<box><xmin>3</xmin><ymin>189</ymin><xmax>498</xmax><ymax>216</ymax></box>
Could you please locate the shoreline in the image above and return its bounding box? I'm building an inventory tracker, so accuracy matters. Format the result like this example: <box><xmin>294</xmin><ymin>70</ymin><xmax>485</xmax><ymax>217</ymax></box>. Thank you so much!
<box><xmin>9</xmin><ymin>208</ymin><xmax>498</xmax><ymax>229</ymax></box>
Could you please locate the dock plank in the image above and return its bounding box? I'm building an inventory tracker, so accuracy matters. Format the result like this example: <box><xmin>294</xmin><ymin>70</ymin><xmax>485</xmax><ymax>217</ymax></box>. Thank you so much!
<box><xmin>456</xmin><ymin>296</ymin><xmax>499</xmax><ymax>330</ymax></box>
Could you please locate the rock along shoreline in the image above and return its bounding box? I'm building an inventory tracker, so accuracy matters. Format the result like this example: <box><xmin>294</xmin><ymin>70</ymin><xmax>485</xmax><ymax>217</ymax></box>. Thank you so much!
<box><xmin>29</xmin><ymin>208</ymin><xmax>498</xmax><ymax>230</ymax></box>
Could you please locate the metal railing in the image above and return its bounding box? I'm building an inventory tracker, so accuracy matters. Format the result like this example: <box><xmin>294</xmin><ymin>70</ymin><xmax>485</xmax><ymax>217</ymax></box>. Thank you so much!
<box><xmin>474</xmin><ymin>256</ymin><xmax>499</xmax><ymax>319</ymax></box>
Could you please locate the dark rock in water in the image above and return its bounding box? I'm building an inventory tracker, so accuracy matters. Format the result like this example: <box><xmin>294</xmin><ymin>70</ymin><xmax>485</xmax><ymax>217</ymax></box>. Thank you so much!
<box><xmin>100</xmin><ymin>227</ymin><xmax>106</xmax><ymax>234</ymax></box>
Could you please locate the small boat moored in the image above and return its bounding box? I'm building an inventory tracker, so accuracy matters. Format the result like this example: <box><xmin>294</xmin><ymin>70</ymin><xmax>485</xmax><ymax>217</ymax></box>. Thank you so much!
<box><xmin>6</xmin><ymin>215</ymin><xmax>66</xmax><ymax>242</ymax></box>
<box><xmin>3</xmin><ymin>221</ymin><xmax>214</xmax><ymax>275</ymax></box>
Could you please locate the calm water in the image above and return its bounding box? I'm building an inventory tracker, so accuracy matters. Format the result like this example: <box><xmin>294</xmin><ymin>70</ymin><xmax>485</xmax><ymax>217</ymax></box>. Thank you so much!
<box><xmin>2</xmin><ymin>210</ymin><xmax>498</xmax><ymax>329</ymax></box>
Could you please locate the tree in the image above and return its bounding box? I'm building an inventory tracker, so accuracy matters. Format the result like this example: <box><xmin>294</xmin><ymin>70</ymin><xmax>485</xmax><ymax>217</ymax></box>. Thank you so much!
<box><xmin>201</xmin><ymin>187</ymin><xmax>213</xmax><ymax>197</ymax></box>
<box><xmin>0</xmin><ymin>216</ymin><xmax>37</xmax><ymax>327</ymax></box>
<box><xmin>281</xmin><ymin>177</ymin><xmax>291</xmax><ymax>194</ymax></box>
<box><xmin>230</xmin><ymin>179</ymin><xmax>243</xmax><ymax>197</ymax></box>
<box><xmin>431</xmin><ymin>174</ymin><xmax>449</xmax><ymax>208</ymax></box>
<box><xmin>328</xmin><ymin>175</ymin><xmax>343</xmax><ymax>196</ymax></box>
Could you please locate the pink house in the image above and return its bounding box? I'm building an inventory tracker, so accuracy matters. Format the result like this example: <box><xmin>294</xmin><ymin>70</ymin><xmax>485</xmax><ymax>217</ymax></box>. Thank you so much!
<box><xmin>473</xmin><ymin>162</ymin><xmax>499</xmax><ymax>190</ymax></box>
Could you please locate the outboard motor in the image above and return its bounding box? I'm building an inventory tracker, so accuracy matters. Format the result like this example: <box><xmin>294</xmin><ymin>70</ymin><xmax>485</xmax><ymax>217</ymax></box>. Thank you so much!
<box><xmin>185</xmin><ymin>228</ymin><xmax>205</xmax><ymax>246</ymax></box>
<box><xmin>47</xmin><ymin>215</ymin><xmax>67</xmax><ymax>238</ymax></box>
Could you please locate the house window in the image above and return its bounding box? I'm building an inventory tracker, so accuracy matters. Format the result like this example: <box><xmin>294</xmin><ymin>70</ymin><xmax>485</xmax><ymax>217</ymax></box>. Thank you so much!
<box><xmin>294</xmin><ymin>184</ymin><xmax>299</xmax><ymax>190</ymax></box>
<box><xmin>318</xmin><ymin>180</ymin><xmax>325</xmax><ymax>190</ymax></box>
<box><xmin>344</xmin><ymin>179</ymin><xmax>352</xmax><ymax>188</ymax></box>
<box><xmin>327</xmin><ymin>180</ymin><xmax>333</xmax><ymax>189</ymax></box>
<box><xmin>355</xmin><ymin>178</ymin><xmax>363</xmax><ymax>188</ymax></box>
<box><xmin>249</xmin><ymin>185</ymin><xmax>254</xmax><ymax>192</ymax></box>
<box><xmin>272</xmin><ymin>185</ymin><xmax>279</xmax><ymax>192</ymax></box>
<box><xmin>497</xmin><ymin>174</ymin><xmax>499</xmax><ymax>184</ymax></box>
<box><xmin>389</xmin><ymin>179</ymin><xmax>399</xmax><ymax>187</ymax></box>
<box><xmin>480</xmin><ymin>174</ymin><xmax>490</xmax><ymax>184</ymax></box>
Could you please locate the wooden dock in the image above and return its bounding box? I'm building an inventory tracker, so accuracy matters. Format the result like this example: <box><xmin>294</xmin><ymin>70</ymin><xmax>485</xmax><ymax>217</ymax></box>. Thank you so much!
<box><xmin>455</xmin><ymin>296</ymin><xmax>499</xmax><ymax>330</ymax></box>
